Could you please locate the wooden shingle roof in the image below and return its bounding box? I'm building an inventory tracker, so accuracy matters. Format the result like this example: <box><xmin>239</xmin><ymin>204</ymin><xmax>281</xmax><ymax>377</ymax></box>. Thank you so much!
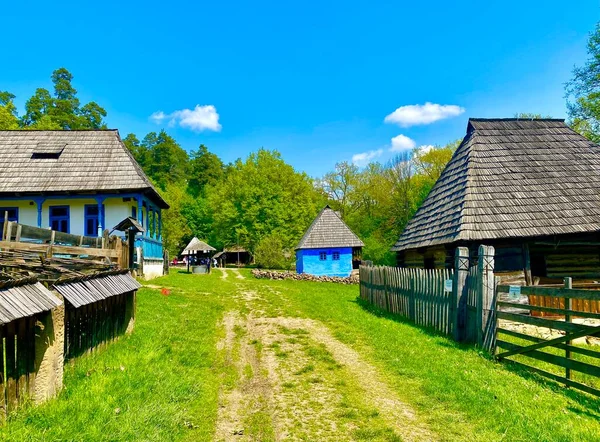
<box><xmin>0</xmin><ymin>130</ymin><xmax>168</xmax><ymax>208</ymax></box>
<box><xmin>182</xmin><ymin>237</ymin><xmax>216</xmax><ymax>254</ymax></box>
<box><xmin>296</xmin><ymin>206</ymin><xmax>364</xmax><ymax>250</ymax></box>
<box><xmin>392</xmin><ymin>118</ymin><xmax>600</xmax><ymax>252</ymax></box>
<box><xmin>0</xmin><ymin>278</ymin><xmax>62</xmax><ymax>325</ymax></box>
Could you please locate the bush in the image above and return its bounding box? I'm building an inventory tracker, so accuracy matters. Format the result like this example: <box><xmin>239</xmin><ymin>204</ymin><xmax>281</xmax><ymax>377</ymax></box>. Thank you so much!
<box><xmin>254</xmin><ymin>234</ymin><xmax>295</xmax><ymax>270</ymax></box>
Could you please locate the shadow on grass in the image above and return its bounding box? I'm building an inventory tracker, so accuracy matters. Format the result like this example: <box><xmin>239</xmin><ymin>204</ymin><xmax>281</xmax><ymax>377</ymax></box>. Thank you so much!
<box><xmin>352</xmin><ymin>297</ymin><xmax>473</xmax><ymax>351</ymax></box>
<box><xmin>354</xmin><ymin>296</ymin><xmax>600</xmax><ymax>409</ymax></box>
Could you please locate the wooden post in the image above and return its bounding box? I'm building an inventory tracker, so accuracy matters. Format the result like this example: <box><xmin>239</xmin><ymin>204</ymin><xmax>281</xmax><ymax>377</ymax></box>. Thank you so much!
<box><xmin>522</xmin><ymin>243</ymin><xmax>532</xmax><ymax>286</ymax></box>
<box><xmin>477</xmin><ymin>245</ymin><xmax>496</xmax><ymax>352</ymax></box>
<box><xmin>383</xmin><ymin>267</ymin><xmax>389</xmax><ymax>312</ymax></box>
<box><xmin>564</xmin><ymin>276</ymin><xmax>573</xmax><ymax>383</ymax></box>
<box><xmin>452</xmin><ymin>247</ymin><xmax>469</xmax><ymax>342</ymax></box>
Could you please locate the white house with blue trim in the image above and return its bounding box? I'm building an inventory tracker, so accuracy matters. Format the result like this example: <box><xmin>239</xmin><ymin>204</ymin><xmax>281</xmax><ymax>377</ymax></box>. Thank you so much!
<box><xmin>0</xmin><ymin>130</ymin><xmax>169</xmax><ymax>278</ymax></box>
<box><xmin>295</xmin><ymin>206</ymin><xmax>364</xmax><ymax>277</ymax></box>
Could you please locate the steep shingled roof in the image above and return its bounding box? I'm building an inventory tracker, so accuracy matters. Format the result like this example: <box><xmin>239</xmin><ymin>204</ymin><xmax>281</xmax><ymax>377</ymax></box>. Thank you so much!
<box><xmin>392</xmin><ymin>118</ymin><xmax>600</xmax><ymax>252</ymax></box>
<box><xmin>296</xmin><ymin>206</ymin><xmax>364</xmax><ymax>250</ymax></box>
<box><xmin>182</xmin><ymin>237</ymin><xmax>216</xmax><ymax>255</ymax></box>
<box><xmin>0</xmin><ymin>130</ymin><xmax>168</xmax><ymax>208</ymax></box>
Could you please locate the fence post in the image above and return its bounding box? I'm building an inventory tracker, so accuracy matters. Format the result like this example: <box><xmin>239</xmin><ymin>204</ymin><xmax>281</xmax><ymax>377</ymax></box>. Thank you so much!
<box><xmin>383</xmin><ymin>267</ymin><xmax>389</xmax><ymax>312</ymax></box>
<box><xmin>452</xmin><ymin>247</ymin><xmax>470</xmax><ymax>342</ymax></box>
<box><xmin>409</xmin><ymin>269</ymin><xmax>416</xmax><ymax>321</ymax></box>
<box><xmin>477</xmin><ymin>245</ymin><xmax>496</xmax><ymax>351</ymax></box>
<box><xmin>564</xmin><ymin>276</ymin><xmax>572</xmax><ymax>383</ymax></box>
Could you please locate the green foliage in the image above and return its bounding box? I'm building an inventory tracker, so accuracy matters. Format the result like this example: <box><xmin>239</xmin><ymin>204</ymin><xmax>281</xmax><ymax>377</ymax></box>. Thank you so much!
<box><xmin>254</xmin><ymin>233</ymin><xmax>295</xmax><ymax>269</ymax></box>
<box><xmin>21</xmin><ymin>68</ymin><xmax>107</xmax><ymax>129</ymax></box>
<box><xmin>566</xmin><ymin>22</ymin><xmax>600</xmax><ymax>142</ymax></box>
<box><xmin>188</xmin><ymin>145</ymin><xmax>224</xmax><ymax>196</ymax></box>
<box><xmin>0</xmin><ymin>91</ymin><xmax>19</xmax><ymax>129</ymax></box>
<box><xmin>207</xmin><ymin>149</ymin><xmax>324</xmax><ymax>251</ymax></box>
<box><xmin>160</xmin><ymin>183</ymin><xmax>193</xmax><ymax>257</ymax></box>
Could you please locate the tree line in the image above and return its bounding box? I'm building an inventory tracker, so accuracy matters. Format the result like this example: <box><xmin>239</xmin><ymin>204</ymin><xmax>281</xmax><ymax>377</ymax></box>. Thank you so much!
<box><xmin>2</xmin><ymin>22</ymin><xmax>600</xmax><ymax>266</ymax></box>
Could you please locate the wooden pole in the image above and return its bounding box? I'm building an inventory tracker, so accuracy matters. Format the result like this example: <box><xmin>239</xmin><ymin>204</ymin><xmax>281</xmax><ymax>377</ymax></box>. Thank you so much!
<box><xmin>452</xmin><ymin>247</ymin><xmax>469</xmax><ymax>342</ymax></box>
<box><xmin>477</xmin><ymin>245</ymin><xmax>496</xmax><ymax>352</ymax></box>
<box><xmin>564</xmin><ymin>276</ymin><xmax>573</xmax><ymax>384</ymax></box>
<box><xmin>522</xmin><ymin>243</ymin><xmax>532</xmax><ymax>286</ymax></box>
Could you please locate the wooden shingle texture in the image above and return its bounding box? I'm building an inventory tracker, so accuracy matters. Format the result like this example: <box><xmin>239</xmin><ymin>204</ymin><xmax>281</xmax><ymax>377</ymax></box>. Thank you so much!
<box><xmin>392</xmin><ymin>118</ymin><xmax>600</xmax><ymax>251</ymax></box>
<box><xmin>296</xmin><ymin>206</ymin><xmax>364</xmax><ymax>250</ymax></box>
<box><xmin>53</xmin><ymin>272</ymin><xmax>141</xmax><ymax>308</ymax></box>
<box><xmin>0</xmin><ymin>279</ymin><xmax>62</xmax><ymax>325</ymax></box>
<box><xmin>0</xmin><ymin>130</ymin><xmax>168</xmax><ymax>208</ymax></box>
<box><xmin>182</xmin><ymin>237</ymin><xmax>216</xmax><ymax>254</ymax></box>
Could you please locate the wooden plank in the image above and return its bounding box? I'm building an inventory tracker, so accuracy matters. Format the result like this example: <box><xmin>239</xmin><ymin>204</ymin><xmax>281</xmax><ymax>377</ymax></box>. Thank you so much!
<box><xmin>0</xmin><ymin>326</ymin><xmax>5</xmax><ymax>419</ymax></box>
<box><xmin>4</xmin><ymin>322</ymin><xmax>16</xmax><ymax>412</ymax></box>
<box><xmin>497</xmin><ymin>340</ymin><xmax>600</xmax><ymax>378</ymax></box>
<box><xmin>496</xmin><ymin>301</ymin><xmax>600</xmax><ymax>320</ymax></box>
<box><xmin>16</xmin><ymin>319</ymin><xmax>27</xmax><ymax>403</ymax></box>
<box><xmin>505</xmin><ymin>360</ymin><xmax>600</xmax><ymax>397</ymax></box>
<box><xmin>0</xmin><ymin>241</ymin><xmax>119</xmax><ymax>258</ymax></box>
<box><xmin>496</xmin><ymin>321</ymin><xmax>600</xmax><ymax>359</ymax></box>
<box><xmin>497</xmin><ymin>328</ymin><xmax>600</xmax><ymax>359</ymax></box>
<box><xmin>497</xmin><ymin>311</ymin><xmax>600</xmax><ymax>334</ymax></box>
<box><xmin>497</xmin><ymin>285</ymin><xmax>600</xmax><ymax>301</ymax></box>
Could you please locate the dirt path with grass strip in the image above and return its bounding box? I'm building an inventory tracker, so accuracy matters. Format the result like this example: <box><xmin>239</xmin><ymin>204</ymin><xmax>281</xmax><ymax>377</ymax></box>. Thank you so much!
<box><xmin>214</xmin><ymin>285</ymin><xmax>435</xmax><ymax>441</ymax></box>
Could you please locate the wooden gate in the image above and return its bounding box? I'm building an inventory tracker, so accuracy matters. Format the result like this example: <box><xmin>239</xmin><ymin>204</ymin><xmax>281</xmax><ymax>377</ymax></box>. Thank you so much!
<box><xmin>495</xmin><ymin>278</ymin><xmax>600</xmax><ymax>396</ymax></box>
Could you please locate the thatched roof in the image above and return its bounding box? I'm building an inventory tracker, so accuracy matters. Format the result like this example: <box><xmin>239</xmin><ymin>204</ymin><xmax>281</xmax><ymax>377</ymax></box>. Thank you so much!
<box><xmin>296</xmin><ymin>206</ymin><xmax>364</xmax><ymax>250</ymax></box>
<box><xmin>0</xmin><ymin>130</ymin><xmax>168</xmax><ymax>208</ymax></box>
<box><xmin>182</xmin><ymin>237</ymin><xmax>216</xmax><ymax>255</ymax></box>
<box><xmin>392</xmin><ymin>118</ymin><xmax>600</xmax><ymax>252</ymax></box>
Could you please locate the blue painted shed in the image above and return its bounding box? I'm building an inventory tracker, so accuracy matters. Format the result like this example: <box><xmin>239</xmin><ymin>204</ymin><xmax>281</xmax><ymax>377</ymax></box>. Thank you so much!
<box><xmin>296</xmin><ymin>206</ymin><xmax>364</xmax><ymax>277</ymax></box>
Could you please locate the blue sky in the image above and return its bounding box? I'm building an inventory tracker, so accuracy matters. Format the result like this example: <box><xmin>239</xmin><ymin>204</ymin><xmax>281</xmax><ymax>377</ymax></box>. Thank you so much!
<box><xmin>2</xmin><ymin>1</ymin><xmax>598</xmax><ymax>176</ymax></box>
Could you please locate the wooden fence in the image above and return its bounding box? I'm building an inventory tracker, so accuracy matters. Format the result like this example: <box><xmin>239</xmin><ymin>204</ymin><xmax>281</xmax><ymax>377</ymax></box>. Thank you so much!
<box><xmin>64</xmin><ymin>293</ymin><xmax>132</xmax><ymax>359</ymax></box>
<box><xmin>495</xmin><ymin>277</ymin><xmax>600</xmax><ymax>397</ymax></box>
<box><xmin>359</xmin><ymin>245</ymin><xmax>497</xmax><ymax>347</ymax></box>
<box><xmin>0</xmin><ymin>316</ymin><xmax>36</xmax><ymax>416</ymax></box>
<box><xmin>1</xmin><ymin>220</ymin><xmax>128</xmax><ymax>269</ymax></box>
<box><xmin>360</xmin><ymin>266</ymin><xmax>454</xmax><ymax>335</ymax></box>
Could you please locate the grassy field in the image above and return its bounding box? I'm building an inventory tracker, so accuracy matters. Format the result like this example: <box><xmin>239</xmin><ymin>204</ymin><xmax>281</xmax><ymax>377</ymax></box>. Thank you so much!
<box><xmin>0</xmin><ymin>268</ymin><xmax>599</xmax><ymax>441</ymax></box>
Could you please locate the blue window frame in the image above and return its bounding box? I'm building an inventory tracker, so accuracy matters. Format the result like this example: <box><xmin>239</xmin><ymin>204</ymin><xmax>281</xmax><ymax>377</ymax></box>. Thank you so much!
<box><xmin>0</xmin><ymin>207</ymin><xmax>18</xmax><ymax>223</ymax></box>
<box><xmin>84</xmin><ymin>204</ymin><xmax>105</xmax><ymax>237</ymax></box>
<box><xmin>49</xmin><ymin>206</ymin><xmax>70</xmax><ymax>233</ymax></box>
<box><xmin>332</xmin><ymin>252</ymin><xmax>340</xmax><ymax>261</ymax></box>
<box><xmin>319</xmin><ymin>252</ymin><xmax>327</xmax><ymax>261</ymax></box>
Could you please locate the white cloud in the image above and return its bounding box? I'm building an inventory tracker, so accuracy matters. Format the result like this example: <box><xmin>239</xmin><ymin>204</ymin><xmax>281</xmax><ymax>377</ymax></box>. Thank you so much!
<box><xmin>150</xmin><ymin>105</ymin><xmax>222</xmax><ymax>132</ymax></box>
<box><xmin>390</xmin><ymin>134</ymin><xmax>416</xmax><ymax>152</ymax></box>
<box><xmin>384</xmin><ymin>102</ymin><xmax>465</xmax><ymax>127</ymax></box>
<box><xmin>352</xmin><ymin>149</ymin><xmax>383</xmax><ymax>165</ymax></box>
<box><xmin>416</xmin><ymin>144</ymin><xmax>435</xmax><ymax>155</ymax></box>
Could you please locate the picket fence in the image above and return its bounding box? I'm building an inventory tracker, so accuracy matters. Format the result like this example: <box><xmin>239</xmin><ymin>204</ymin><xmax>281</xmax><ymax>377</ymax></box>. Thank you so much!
<box><xmin>359</xmin><ymin>246</ymin><xmax>496</xmax><ymax>348</ymax></box>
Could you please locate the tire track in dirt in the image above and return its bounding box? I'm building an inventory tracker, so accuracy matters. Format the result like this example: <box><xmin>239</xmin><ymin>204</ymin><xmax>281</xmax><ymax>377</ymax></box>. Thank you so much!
<box><xmin>214</xmin><ymin>310</ymin><xmax>277</xmax><ymax>441</ymax></box>
<box><xmin>261</xmin><ymin>317</ymin><xmax>436</xmax><ymax>442</ymax></box>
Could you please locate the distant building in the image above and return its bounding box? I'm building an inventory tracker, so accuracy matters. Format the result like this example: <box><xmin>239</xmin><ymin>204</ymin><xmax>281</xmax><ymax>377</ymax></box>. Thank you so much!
<box><xmin>392</xmin><ymin>118</ymin><xmax>600</xmax><ymax>283</ymax></box>
<box><xmin>296</xmin><ymin>206</ymin><xmax>364</xmax><ymax>277</ymax></box>
<box><xmin>0</xmin><ymin>130</ymin><xmax>169</xmax><ymax>278</ymax></box>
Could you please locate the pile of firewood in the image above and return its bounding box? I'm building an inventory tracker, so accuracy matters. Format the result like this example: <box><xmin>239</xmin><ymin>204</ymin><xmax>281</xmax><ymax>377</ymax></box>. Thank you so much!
<box><xmin>252</xmin><ymin>269</ymin><xmax>359</xmax><ymax>285</ymax></box>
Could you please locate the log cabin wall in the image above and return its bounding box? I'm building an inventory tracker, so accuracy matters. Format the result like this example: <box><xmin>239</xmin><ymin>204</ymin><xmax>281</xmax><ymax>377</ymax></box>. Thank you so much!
<box><xmin>395</xmin><ymin>233</ymin><xmax>600</xmax><ymax>282</ymax></box>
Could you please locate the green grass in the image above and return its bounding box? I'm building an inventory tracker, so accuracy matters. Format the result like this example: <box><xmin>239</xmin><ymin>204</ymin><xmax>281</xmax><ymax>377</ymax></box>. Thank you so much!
<box><xmin>0</xmin><ymin>269</ymin><xmax>598</xmax><ymax>441</ymax></box>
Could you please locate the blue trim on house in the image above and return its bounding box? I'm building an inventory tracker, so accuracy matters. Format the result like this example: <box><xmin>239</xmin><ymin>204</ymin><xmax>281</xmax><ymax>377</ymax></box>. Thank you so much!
<box><xmin>135</xmin><ymin>236</ymin><xmax>163</xmax><ymax>258</ymax></box>
<box><xmin>296</xmin><ymin>247</ymin><xmax>353</xmax><ymax>277</ymax></box>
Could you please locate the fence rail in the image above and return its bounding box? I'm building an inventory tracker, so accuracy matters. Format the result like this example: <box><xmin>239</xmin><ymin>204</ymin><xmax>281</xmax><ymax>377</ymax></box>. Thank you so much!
<box><xmin>360</xmin><ymin>266</ymin><xmax>454</xmax><ymax>335</ymax></box>
<box><xmin>496</xmin><ymin>277</ymin><xmax>600</xmax><ymax>397</ymax></box>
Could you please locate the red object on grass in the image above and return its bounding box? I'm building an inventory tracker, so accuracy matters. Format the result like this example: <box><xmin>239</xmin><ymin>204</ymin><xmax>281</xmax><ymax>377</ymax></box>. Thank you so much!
<box><xmin>161</xmin><ymin>288</ymin><xmax>171</xmax><ymax>296</ymax></box>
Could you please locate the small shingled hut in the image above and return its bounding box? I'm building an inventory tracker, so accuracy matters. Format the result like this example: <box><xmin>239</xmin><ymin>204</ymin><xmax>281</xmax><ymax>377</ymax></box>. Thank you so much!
<box><xmin>392</xmin><ymin>118</ymin><xmax>600</xmax><ymax>283</ymax></box>
<box><xmin>182</xmin><ymin>237</ymin><xmax>216</xmax><ymax>269</ymax></box>
<box><xmin>296</xmin><ymin>206</ymin><xmax>364</xmax><ymax>277</ymax></box>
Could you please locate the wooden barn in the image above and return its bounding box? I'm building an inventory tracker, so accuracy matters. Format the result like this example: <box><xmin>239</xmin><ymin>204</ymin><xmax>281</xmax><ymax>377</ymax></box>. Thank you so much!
<box><xmin>0</xmin><ymin>130</ymin><xmax>169</xmax><ymax>279</ymax></box>
<box><xmin>296</xmin><ymin>206</ymin><xmax>364</xmax><ymax>277</ymax></box>
<box><xmin>392</xmin><ymin>118</ymin><xmax>600</xmax><ymax>284</ymax></box>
